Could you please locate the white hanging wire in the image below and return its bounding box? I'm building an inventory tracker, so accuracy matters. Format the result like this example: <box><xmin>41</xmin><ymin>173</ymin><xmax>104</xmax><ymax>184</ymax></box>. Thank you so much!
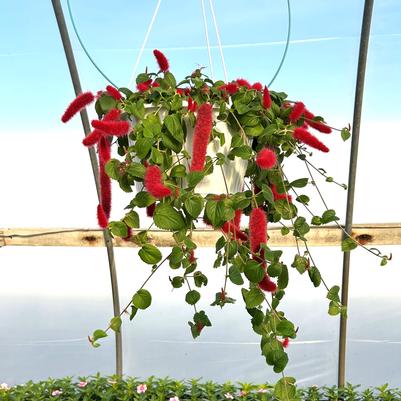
<box><xmin>208</xmin><ymin>0</ymin><xmax>228</xmax><ymax>82</ymax></box>
<box><xmin>200</xmin><ymin>0</ymin><xmax>215</xmax><ymax>80</ymax></box>
<box><xmin>127</xmin><ymin>0</ymin><xmax>162</xmax><ymax>88</ymax></box>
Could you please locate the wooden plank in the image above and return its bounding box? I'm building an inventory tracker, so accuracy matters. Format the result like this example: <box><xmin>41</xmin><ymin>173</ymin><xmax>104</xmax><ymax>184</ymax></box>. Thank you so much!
<box><xmin>1</xmin><ymin>224</ymin><xmax>400</xmax><ymax>247</ymax></box>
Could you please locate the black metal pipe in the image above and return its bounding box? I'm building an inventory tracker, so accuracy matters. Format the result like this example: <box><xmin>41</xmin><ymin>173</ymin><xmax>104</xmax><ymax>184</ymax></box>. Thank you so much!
<box><xmin>51</xmin><ymin>0</ymin><xmax>123</xmax><ymax>376</ymax></box>
<box><xmin>338</xmin><ymin>0</ymin><xmax>374</xmax><ymax>388</ymax></box>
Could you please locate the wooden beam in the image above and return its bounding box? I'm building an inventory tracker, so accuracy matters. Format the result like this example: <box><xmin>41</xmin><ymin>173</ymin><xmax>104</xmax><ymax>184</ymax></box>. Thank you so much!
<box><xmin>1</xmin><ymin>224</ymin><xmax>400</xmax><ymax>248</ymax></box>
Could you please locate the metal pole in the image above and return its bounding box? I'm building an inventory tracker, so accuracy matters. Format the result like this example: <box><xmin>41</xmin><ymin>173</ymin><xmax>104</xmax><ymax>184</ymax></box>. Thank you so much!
<box><xmin>51</xmin><ymin>0</ymin><xmax>123</xmax><ymax>376</ymax></box>
<box><xmin>338</xmin><ymin>0</ymin><xmax>374</xmax><ymax>388</ymax></box>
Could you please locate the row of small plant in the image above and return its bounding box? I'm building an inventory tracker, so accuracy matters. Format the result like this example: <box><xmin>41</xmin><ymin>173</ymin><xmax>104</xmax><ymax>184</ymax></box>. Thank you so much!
<box><xmin>1</xmin><ymin>377</ymin><xmax>400</xmax><ymax>401</ymax></box>
<box><xmin>60</xmin><ymin>49</ymin><xmax>390</xmax><ymax>397</ymax></box>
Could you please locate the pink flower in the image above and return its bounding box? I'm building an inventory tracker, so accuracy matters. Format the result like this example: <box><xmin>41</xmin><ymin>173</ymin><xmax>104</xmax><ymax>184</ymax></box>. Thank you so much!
<box><xmin>239</xmin><ymin>391</ymin><xmax>248</xmax><ymax>397</ymax></box>
<box><xmin>78</xmin><ymin>381</ymin><xmax>88</xmax><ymax>388</ymax></box>
<box><xmin>137</xmin><ymin>383</ymin><xmax>147</xmax><ymax>394</ymax></box>
<box><xmin>52</xmin><ymin>389</ymin><xmax>63</xmax><ymax>396</ymax></box>
<box><xmin>224</xmin><ymin>393</ymin><xmax>234</xmax><ymax>399</ymax></box>
<box><xmin>170</xmin><ymin>397</ymin><xmax>180</xmax><ymax>401</ymax></box>
<box><xmin>0</xmin><ymin>383</ymin><xmax>10</xmax><ymax>391</ymax></box>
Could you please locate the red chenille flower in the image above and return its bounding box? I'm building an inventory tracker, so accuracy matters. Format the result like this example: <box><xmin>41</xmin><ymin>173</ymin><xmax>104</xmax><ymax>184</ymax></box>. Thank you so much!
<box><xmin>304</xmin><ymin>109</ymin><xmax>332</xmax><ymax>134</ymax></box>
<box><xmin>225</xmin><ymin>82</ymin><xmax>239</xmax><ymax>95</ymax></box>
<box><xmin>103</xmin><ymin>108</ymin><xmax>121</xmax><ymax>121</ymax></box>
<box><xmin>282</xmin><ymin>337</ymin><xmax>290</xmax><ymax>348</ymax></box>
<box><xmin>289</xmin><ymin>102</ymin><xmax>305</xmax><ymax>122</ymax></box>
<box><xmin>91</xmin><ymin>120</ymin><xmax>130</xmax><ymax>137</ymax></box>
<box><xmin>98</xmin><ymin>136</ymin><xmax>111</xmax><ymax>163</ymax></box>
<box><xmin>221</xmin><ymin>221</ymin><xmax>248</xmax><ymax>241</ymax></box>
<box><xmin>146</xmin><ymin>203</ymin><xmax>156</xmax><ymax>217</ymax></box>
<box><xmin>236</xmin><ymin>78</ymin><xmax>251</xmax><ymax>88</ymax></box>
<box><xmin>249</xmin><ymin>207</ymin><xmax>267</xmax><ymax>253</ymax></box>
<box><xmin>258</xmin><ymin>273</ymin><xmax>277</xmax><ymax>293</ymax></box>
<box><xmin>189</xmin><ymin>250</ymin><xmax>196</xmax><ymax>263</ymax></box>
<box><xmin>262</xmin><ymin>86</ymin><xmax>271</xmax><ymax>109</ymax></box>
<box><xmin>106</xmin><ymin>85</ymin><xmax>122</xmax><ymax>100</ymax></box>
<box><xmin>137</xmin><ymin>81</ymin><xmax>150</xmax><ymax>92</ymax></box>
<box><xmin>61</xmin><ymin>91</ymin><xmax>94</xmax><ymax>123</ymax></box>
<box><xmin>152</xmin><ymin>81</ymin><xmax>160</xmax><ymax>88</ymax></box>
<box><xmin>293</xmin><ymin>127</ymin><xmax>329</xmax><ymax>152</ymax></box>
<box><xmin>153</xmin><ymin>49</ymin><xmax>169</xmax><ymax>72</ymax></box>
<box><xmin>252</xmin><ymin>82</ymin><xmax>263</xmax><ymax>91</ymax></box>
<box><xmin>190</xmin><ymin>103</ymin><xmax>213</xmax><ymax>172</ymax></box>
<box><xmin>271</xmin><ymin>184</ymin><xmax>292</xmax><ymax>202</ymax></box>
<box><xmin>233</xmin><ymin>209</ymin><xmax>242</xmax><ymax>228</ymax></box>
<box><xmin>97</xmin><ymin>204</ymin><xmax>108</xmax><ymax>229</ymax></box>
<box><xmin>256</xmin><ymin>148</ymin><xmax>277</xmax><ymax>170</ymax></box>
<box><xmin>144</xmin><ymin>165</ymin><xmax>172</xmax><ymax>198</ymax></box>
<box><xmin>83</xmin><ymin>129</ymin><xmax>102</xmax><ymax>147</ymax></box>
<box><xmin>98</xmin><ymin>137</ymin><xmax>112</xmax><ymax>217</ymax></box>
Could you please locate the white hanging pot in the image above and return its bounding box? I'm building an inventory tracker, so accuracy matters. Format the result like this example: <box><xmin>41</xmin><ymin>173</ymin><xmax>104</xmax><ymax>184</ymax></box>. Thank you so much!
<box><xmin>129</xmin><ymin>104</ymin><xmax>248</xmax><ymax>196</ymax></box>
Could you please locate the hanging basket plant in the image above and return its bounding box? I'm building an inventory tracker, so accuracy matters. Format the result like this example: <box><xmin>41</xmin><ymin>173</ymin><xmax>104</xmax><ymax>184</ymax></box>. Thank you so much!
<box><xmin>61</xmin><ymin>49</ymin><xmax>390</xmax><ymax>394</ymax></box>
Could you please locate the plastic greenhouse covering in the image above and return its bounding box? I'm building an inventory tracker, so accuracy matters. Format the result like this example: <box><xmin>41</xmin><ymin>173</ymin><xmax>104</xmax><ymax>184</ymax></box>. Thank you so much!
<box><xmin>0</xmin><ymin>0</ymin><xmax>400</xmax><ymax>388</ymax></box>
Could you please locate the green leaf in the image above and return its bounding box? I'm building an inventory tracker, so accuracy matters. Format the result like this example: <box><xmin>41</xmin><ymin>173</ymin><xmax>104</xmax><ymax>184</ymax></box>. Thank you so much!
<box><xmin>184</xmin><ymin>195</ymin><xmax>204</xmax><ymax>218</ymax></box>
<box><xmin>153</xmin><ymin>204</ymin><xmax>186</xmax><ymax>230</ymax></box>
<box><xmin>327</xmin><ymin>285</ymin><xmax>340</xmax><ymax>302</ymax></box>
<box><xmin>274</xmin><ymin>377</ymin><xmax>297</xmax><ymax>401</ymax></box>
<box><xmin>261</xmin><ymin>184</ymin><xmax>274</xmax><ymax>204</ymax></box>
<box><xmin>341</xmin><ymin>237</ymin><xmax>358</xmax><ymax>252</ymax></box>
<box><xmin>134</xmin><ymin>191</ymin><xmax>155</xmax><ymax>207</ymax></box>
<box><xmin>293</xmin><ymin>217</ymin><xmax>310</xmax><ymax>236</ymax></box>
<box><xmin>135</xmin><ymin>137</ymin><xmax>153</xmax><ymax>159</ymax></box>
<box><xmin>274</xmin><ymin>199</ymin><xmax>297</xmax><ymax>220</ymax></box>
<box><xmin>99</xmin><ymin>95</ymin><xmax>116</xmax><ymax>113</ymax></box>
<box><xmin>267</xmin><ymin>262</ymin><xmax>282</xmax><ymax>277</ymax></box>
<box><xmin>164</xmin><ymin>114</ymin><xmax>184</xmax><ymax>141</ymax></box>
<box><xmin>126</xmin><ymin>162</ymin><xmax>146</xmax><ymax>179</ymax></box>
<box><xmin>280</xmin><ymin>227</ymin><xmax>290</xmax><ymax>236</ymax></box>
<box><xmin>228</xmin><ymin>265</ymin><xmax>244</xmax><ymax>285</ymax></box>
<box><xmin>108</xmin><ymin>221</ymin><xmax>128</xmax><ymax>238</ymax></box>
<box><xmin>278</xmin><ymin>265</ymin><xmax>289</xmax><ymax>289</ymax></box>
<box><xmin>123</xmin><ymin>210</ymin><xmax>140</xmax><ymax>228</ymax></box>
<box><xmin>109</xmin><ymin>316</ymin><xmax>122</xmax><ymax>333</ymax></box>
<box><xmin>296</xmin><ymin>194</ymin><xmax>310</xmax><ymax>205</ymax></box>
<box><xmin>105</xmin><ymin>159</ymin><xmax>121</xmax><ymax>180</ymax></box>
<box><xmin>243</xmin><ymin>288</ymin><xmax>264</xmax><ymax>308</ymax></box>
<box><xmin>244</xmin><ymin>260</ymin><xmax>265</xmax><ymax>283</ymax></box>
<box><xmin>311</xmin><ymin>216</ymin><xmax>322</xmax><ymax>225</ymax></box>
<box><xmin>91</xmin><ymin>329</ymin><xmax>108</xmax><ymax>347</ymax></box>
<box><xmin>132</xmin><ymin>289</ymin><xmax>152</xmax><ymax>309</ymax></box>
<box><xmin>187</xmin><ymin>171</ymin><xmax>204</xmax><ymax>187</ymax></box>
<box><xmin>291</xmin><ymin>255</ymin><xmax>308</xmax><ymax>274</ymax></box>
<box><xmin>321</xmin><ymin>209</ymin><xmax>339</xmax><ymax>224</ymax></box>
<box><xmin>341</xmin><ymin>127</ymin><xmax>351</xmax><ymax>141</ymax></box>
<box><xmin>185</xmin><ymin>290</ymin><xmax>201</xmax><ymax>305</ymax></box>
<box><xmin>328</xmin><ymin>300</ymin><xmax>341</xmax><ymax>316</ymax></box>
<box><xmin>205</xmin><ymin>200</ymin><xmax>226</xmax><ymax>227</ymax></box>
<box><xmin>168</xmin><ymin>246</ymin><xmax>184</xmax><ymax>269</ymax></box>
<box><xmin>150</xmin><ymin>147</ymin><xmax>164</xmax><ymax>164</ymax></box>
<box><xmin>308</xmin><ymin>266</ymin><xmax>322</xmax><ymax>287</ymax></box>
<box><xmin>276</xmin><ymin>320</ymin><xmax>296</xmax><ymax>337</ymax></box>
<box><xmin>164</xmin><ymin>71</ymin><xmax>177</xmax><ymax>88</ymax></box>
<box><xmin>138</xmin><ymin>244</ymin><xmax>162</xmax><ymax>265</ymax></box>
<box><xmin>244</xmin><ymin>124</ymin><xmax>264</xmax><ymax>137</ymax></box>
<box><xmin>290</xmin><ymin>178</ymin><xmax>308</xmax><ymax>188</ymax></box>
<box><xmin>229</xmin><ymin>145</ymin><xmax>252</xmax><ymax>160</ymax></box>
<box><xmin>142</xmin><ymin>114</ymin><xmax>162</xmax><ymax>138</ymax></box>
<box><xmin>171</xmin><ymin>276</ymin><xmax>184</xmax><ymax>288</ymax></box>
<box><xmin>170</xmin><ymin>164</ymin><xmax>187</xmax><ymax>177</ymax></box>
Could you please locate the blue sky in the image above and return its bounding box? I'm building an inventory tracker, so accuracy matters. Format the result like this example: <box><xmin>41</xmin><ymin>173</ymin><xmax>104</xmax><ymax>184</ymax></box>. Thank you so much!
<box><xmin>0</xmin><ymin>0</ymin><xmax>400</xmax><ymax>133</ymax></box>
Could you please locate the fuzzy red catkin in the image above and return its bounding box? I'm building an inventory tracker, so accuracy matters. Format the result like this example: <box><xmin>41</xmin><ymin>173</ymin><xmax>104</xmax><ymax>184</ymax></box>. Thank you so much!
<box><xmin>98</xmin><ymin>137</ymin><xmax>112</xmax><ymax>217</ymax></box>
<box><xmin>221</xmin><ymin>221</ymin><xmax>248</xmax><ymax>241</ymax></box>
<box><xmin>91</xmin><ymin>120</ymin><xmax>130</xmax><ymax>136</ymax></box>
<box><xmin>83</xmin><ymin>129</ymin><xmax>102</xmax><ymax>147</ymax></box>
<box><xmin>98</xmin><ymin>136</ymin><xmax>111</xmax><ymax>163</ymax></box>
<box><xmin>249</xmin><ymin>207</ymin><xmax>267</xmax><ymax>253</ymax></box>
<box><xmin>233</xmin><ymin>209</ymin><xmax>242</xmax><ymax>228</ymax></box>
<box><xmin>225</xmin><ymin>82</ymin><xmax>239</xmax><ymax>95</ymax></box>
<box><xmin>293</xmin><ymin>127</ymin><xmax>329</xmax><ymax>152</ymax></box>
<box><xmin>252</xmin><ymin>82</ymin><xmax>263</xmax><ymax>91</ymax></box>
<box><xmin>103</xmin><ymin>108</ymin><xmax>121</xmax><ymax>121</ymax></box>
<box><xmin>256</xmin><ymin>148</ymin><xmax>277</xmax><ymax>170</ymax></box>
<box><xmin>258</xmin><ymin>273</ymin><xmax>277</xmax><ymax>293</ymax></box>
<box><xmin>236</xmin><ymin>78</ymin><xmax>251</xmax><ymax>88</ymax></box>
<box><xmin>262</xmin><ymin>86</ymin><xmax>271</xmax><ymax>109</ymax></box>
<box><xmin>144</xmin><ymin>165</ymin><xmax>172</xmax><ymax>199</ymax></box>
<box><xmin>189</xmin><ymin>250</ymin><xmax>196</xmax><ymax>263</ymax></box>
<box><xmin>146</xmin><ymin>203</ymin><xmax>156</xmax><ymax>217</ymax></box>
<box><xmin>61</xmin><ymin>91</ymin><xmax>94</xmax><ymax>123</ymax></box>
<box><xmin>289</xmin><ymin>102</ymin><xmax>305</xmax><ymax>122</ymax></box>
<box><xmin>282</xmin><ymin>337</ymin><xmax>290</xmax><ymax>348</ymax></box>
<box><xmin>153</xmin><ymin>49</ymin><xmax>169</xmax><ymax>72</ymax></box>
<box><xmin>271</xmin><ymin>184</ymin><xmax>292</xmax><ymax>203</ymax></box>
<box><xmin>106</xmin><ymin>85</ymin><xmax>122</xmax><ymax>100</ymax></box>
<box><xmin>97</xmin><ymin>204</ymin><xmax>108</xmax><ymax>229</ymax></box>
<box><xmin>304</xmin><ymin>109</ymin><xmax>332</xmax><ymax>134</ymax></box>
<box><xmin>190</xmin><ymin>103</ymin><xmax>213</xmax><ymax>171</ymax></box>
